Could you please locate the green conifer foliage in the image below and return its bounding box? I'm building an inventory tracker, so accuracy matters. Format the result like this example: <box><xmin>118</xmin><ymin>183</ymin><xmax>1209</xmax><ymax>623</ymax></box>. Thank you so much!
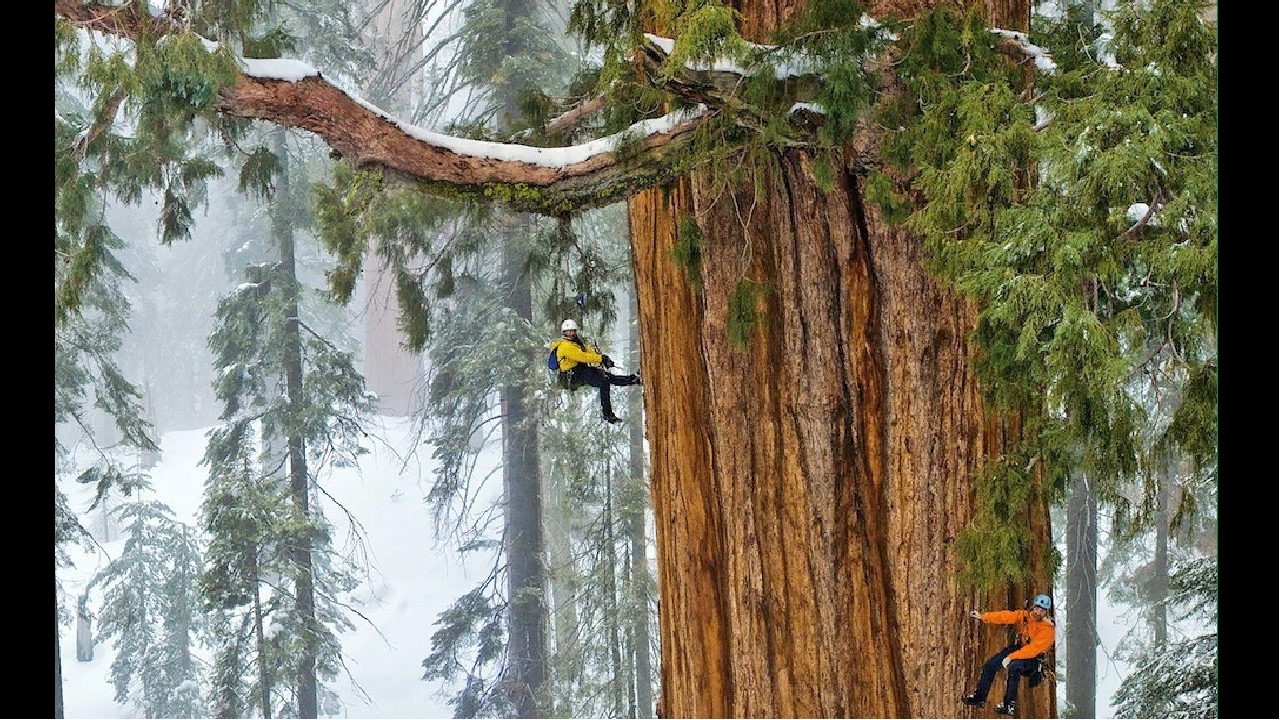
<box><xmin>200</xmin><ymin>247</ymin><xmax>375</xmax><ymax>716</ymax></box>
<box><xmin>56</xmin><ymin>101</ymin><xmax>158</xmax><ymax>698</ymax></box>
<box><xmin>882</xmin><ymin>0</ymin><xmax>1215</xmax><ymax>585</ymax></box>
<box><xmin>1111</xmin><ymin>557</ymin><xmax>1217</xmax><ymax>717</ymax></box>
<box><xmin>86</xmin><ymin>500</ymin><xmax>210</xmax><ymax>717</ymax></box>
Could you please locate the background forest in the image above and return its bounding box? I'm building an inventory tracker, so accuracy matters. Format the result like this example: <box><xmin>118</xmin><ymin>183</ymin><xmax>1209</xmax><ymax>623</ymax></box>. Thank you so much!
<box><xmin>55</xmin><ymin>0</ymin><xmax>1217</xmax><ymax>717</ymax></box>
<box><xmin>56</xmin><ymin>412</ymin><xmax>1207</xmax><ymax>718</ymax></box>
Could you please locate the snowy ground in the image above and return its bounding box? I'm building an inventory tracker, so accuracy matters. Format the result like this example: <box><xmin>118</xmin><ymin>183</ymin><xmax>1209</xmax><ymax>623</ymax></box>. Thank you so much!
<box><xmin>58</xmin><ymin>418</ymin><xmax>493</xmax><ymax>718</ymax></box>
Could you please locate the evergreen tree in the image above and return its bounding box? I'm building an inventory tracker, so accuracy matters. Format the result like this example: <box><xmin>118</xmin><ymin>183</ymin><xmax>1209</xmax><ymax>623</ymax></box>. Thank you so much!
<box><xmin>86</xmin><ymin>500</ymin><xmax>209</xmax><ymax>718</ymax></box>
<box><xmin>56</xmin><ymin>64</ymin><xmax>160</xmax><ymax>708</ymax></box>
<box><xmin>1033</xmin><ymin>5</ymin><xmax>1106</xmax><ymax>715</ymax></box>
<box><xmin>1098</xmin><ymin>358</ymin><xmax>1216</xmax><ymax>717</ymax></box>
<box><xmin>417</xmin><ymin>206</ymin><xmax>650</xmax><ymax>717</ymax></box>
<box><xmin>199</xmin><ymin>151</ymin><xmax>376</xmax><ymax>716</ymax></box>
<box><xmin>430</xmin><ymin>4</ymin><xmax>573</xmax><ymax>713</ymax></box>
<box><xmin>200</xmin><ymin>442</ymin><xmax>290</xmax><ymax>718</ymax></box>
<box><xmin>57</xmin><ymin>0</ymin><xmax>377</xmax><ymax>713</ymax></box>
<box><xmin>415</xmin><ymin>245</ymin><xmax>552</xmax><ymax>718</ymax></box>
<box><xmin>350</xmin><ymin>0</ymin><xmax>655</xmax><ymax>715</ymax></box>
<box><xmin>55</xmin><ymin>469</ymin><xmax>97</xmax><ymax>719</ymax></box>
<box><xmin>930</xmin><ymin>0</ymin><xmax>1216</xmax><ymax>588</ymax></box>
<box><xmin>1027</xmin><ymin>1</ymin><xmax>1216</xmax><ymax>712</ymax></box>
<box><xmin>619</xmin><ymin>287</ymin><xmax>656</xmax><ymax>719</ymax></box>
<box><xmin>1111</xmin><ymin>556</ymin><xmax>1216</xmax><ymax>718</ymax></box>
<box><xmin>535</xmin><ymin>210</ymin><xmax>655</xmax><ymax>717</ymax></box>
<box><xmin>540</xmin><ymin>432</ymin><xmax>655</xmax><ymax>717</ymax></box>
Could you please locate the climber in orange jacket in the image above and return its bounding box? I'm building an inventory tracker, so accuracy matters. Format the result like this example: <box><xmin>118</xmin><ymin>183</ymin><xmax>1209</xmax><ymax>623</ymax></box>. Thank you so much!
<box><xmin>961</xmin><ymin>593</ymin><xmax>1056</xmax><ymax>716</ymax></box>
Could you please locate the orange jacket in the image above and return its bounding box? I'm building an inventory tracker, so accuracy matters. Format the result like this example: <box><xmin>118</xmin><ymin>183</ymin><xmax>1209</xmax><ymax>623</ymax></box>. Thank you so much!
<box><xmin>979</xmin><ymin>609</ymin><xmax>1056</xmax><ymax>660</ymax></box>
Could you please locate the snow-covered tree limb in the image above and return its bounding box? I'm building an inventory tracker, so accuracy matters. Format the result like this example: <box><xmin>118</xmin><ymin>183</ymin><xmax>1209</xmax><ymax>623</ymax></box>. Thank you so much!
<box><xmin>55</xmin><ymin>1</ymin><xmax>1055</xmax><ymax>216</ymax></box>
<box><xmin>216</xmin><ymin>69</ymin><xmax>712</xmax><ymax>214</ymax></box>
<box><xmin>56</xmin><ymin>0</ymin><xmax>718</xmax><ymax>215</ymax></box>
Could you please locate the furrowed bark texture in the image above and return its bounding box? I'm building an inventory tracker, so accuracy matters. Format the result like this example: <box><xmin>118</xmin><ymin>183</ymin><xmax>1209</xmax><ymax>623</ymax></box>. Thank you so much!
<box><xmin>629</xmin><ymin>180</ymin><xmax>732</xmax><ymax>717</ymax></box>
<box><xmin>631</xmin><ymin>1</ymin><xmax>1053</xmax><ymax>717</ymax></box>
<box><xmin>57</xmin><ymin>0</ymin><xmax>1055</xmax><ymax>715</ymax></box>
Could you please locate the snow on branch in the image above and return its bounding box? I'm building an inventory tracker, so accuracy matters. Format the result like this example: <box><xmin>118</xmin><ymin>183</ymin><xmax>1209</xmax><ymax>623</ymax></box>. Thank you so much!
<box><xmin>57</xmin><ymin>1</ymin><xmax>1056</xmax><ymax>214</ymax></box>
<box><xmin>216</xmin><ymin>70</ymin><xmax>709</xmax><ymax>209</ymax></box>
<box><xmin>56</xmin><ymin>0</ymin><xmax>716</xmax><ymax>214</ymax></box>
<box><xmin>991</xmin><ymin>28</ymin><xmax>1057</xmax><ymax>73</ymax></box>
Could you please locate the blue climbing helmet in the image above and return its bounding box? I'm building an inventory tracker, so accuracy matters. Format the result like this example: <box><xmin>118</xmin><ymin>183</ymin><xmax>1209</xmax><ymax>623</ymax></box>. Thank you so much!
<box><xmin>1032</xmin><ymin>594</ymin><xmax>1052</xmax><ymax>610</ymax></box>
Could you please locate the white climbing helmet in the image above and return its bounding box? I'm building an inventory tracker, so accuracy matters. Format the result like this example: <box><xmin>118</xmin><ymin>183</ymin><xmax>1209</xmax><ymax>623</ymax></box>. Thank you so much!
<box><xmin>561</xmin><ymin>319</ymin><xmax>579</xmax><ymax>332</ymax></box>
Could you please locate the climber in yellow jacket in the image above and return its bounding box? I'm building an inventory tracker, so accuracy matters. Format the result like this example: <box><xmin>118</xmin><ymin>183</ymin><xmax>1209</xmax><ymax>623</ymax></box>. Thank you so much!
<box><xmin>962</xmin><ymin>593</ymin><xmax>1056</xmax><ymax>716</ymax></box>
<box><xmin>551</xmin><ymin>319</ymin><xmax>641</xmax><ymax>424</ymax></box>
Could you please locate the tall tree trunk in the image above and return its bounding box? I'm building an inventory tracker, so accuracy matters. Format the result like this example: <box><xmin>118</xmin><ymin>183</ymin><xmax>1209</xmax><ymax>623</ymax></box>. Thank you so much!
<box><xmin>1064</xmin><ymin>472</ymin><xmax>1097</xmax><ymax>719</ymax></box>
<box><xmin>55</xmin><ymin>581</ymin><xmax>65</xmax><ymax>719</ymax></box>
<box><xmin>1152</xmin><ymin>471</ymin><xmax>1169</xmax><ymax>645</ymax></box>
<box><xmin>491</xmin><ymin>0</ymin><xmax>553</xmax><ymax>699</ymax></box>
<box><xmin>358</xmin><ymin>0</ymin><xmax>424</xmax><ymax>417</ymax></box>
<box><xmin>631</xmin><ymin>2</ymin><xmax>1051</xmax><ymax>716</ymax></box>
<box><xmin>543</xmin><ymin>460</ymin><xmax>584</xmax><ymax>716</ymax></box>
<box><xmin>604</xmin><ymin>472</ymin><xmax>626</xmax><ymax>716</ymax></box>
<box><xmin>361</xmin><ymin>255</ymin><xmax>422</xmax><ymax>416</ymax></box>
<box><xmin>625</xmin><ymin>287</ymin><xmax>655</xmax><ymax>719</ymax></box>
<box><xmin>75</xmin><ymin>599</ymin><xmax>94</xmax><ymax>662</ymax></box>
<box><xmin>274</xmin><ymin>129</ymin><xmax>319</xmax><ymax>718</ymax></box>
<box><xmin>501</xmin><ymin>233</ymin><xmax>548</xmax><ymax>718</ymax></box>
<box><xmin>1062</xmin><ymin>2</ymin><xmax>1099</xmax><ymax>707</ymax></box>
<box><xmin>254</xmin><ymin>558</ymin><xmax>273</xmax><ymax>718</ymax></box>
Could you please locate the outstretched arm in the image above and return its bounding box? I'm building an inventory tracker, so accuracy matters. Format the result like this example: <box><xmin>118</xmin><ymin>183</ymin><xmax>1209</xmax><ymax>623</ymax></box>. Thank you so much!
<box><xmin>976</xmin><ymin>609</ymin><xmax>1023</xmax><ymax>625</ymax></box>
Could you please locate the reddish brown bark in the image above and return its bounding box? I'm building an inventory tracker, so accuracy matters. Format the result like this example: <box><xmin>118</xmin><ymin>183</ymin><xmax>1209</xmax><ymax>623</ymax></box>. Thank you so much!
<box><xmin>629</xmin><ymin>1</ymin><xmax>1051</xmax><ymax>717</ymax></box>
<box><xmin>216</xmin><ymin>74</ymin><xmax>699</xmax><ymax>187</ymax></box>
<box><xmin>631</xmin><ymin>153</ymin><xmax>1054</xmax><ymax>720</ymax></box>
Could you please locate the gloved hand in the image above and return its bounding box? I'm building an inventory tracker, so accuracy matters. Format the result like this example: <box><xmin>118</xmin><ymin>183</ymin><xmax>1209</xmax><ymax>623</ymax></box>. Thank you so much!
<box><xmin>970</xmin><ymin>610</ymin><xmax>982</xmax><ymax>620</ymax></box>
<box><xmin>601</xmin><ymin>354</ymin><xmax>615</xmax><ymax>368</ymax></box>
<box><xmin>1001</xmin><ymin>656</ymin><xmax>1011</xmax><ymax>669</ymax></box>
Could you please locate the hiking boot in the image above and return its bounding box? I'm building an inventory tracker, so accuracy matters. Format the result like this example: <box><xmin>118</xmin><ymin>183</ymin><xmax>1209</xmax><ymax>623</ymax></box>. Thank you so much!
<box><xmin>995</xmin><ymin>701</ymin><xmax>1016</xmax><ymax>716</ymax></box>
<box><xmin>961</xmin><ymin>694</ymin><xmax>984</xmax><ymax>707</ymax></box>
<box><xmin>604</xmin><ymin>414</ymin><xmax>622</xmax><ymax>424</ymax></box>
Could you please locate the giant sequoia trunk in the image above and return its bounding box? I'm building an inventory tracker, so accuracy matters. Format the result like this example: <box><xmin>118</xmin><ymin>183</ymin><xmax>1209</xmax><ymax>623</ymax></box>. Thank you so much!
<box><xmin>629</xmin><ymin>1</ymin><xmax>1053</xmax><ymax>717</ymax></box>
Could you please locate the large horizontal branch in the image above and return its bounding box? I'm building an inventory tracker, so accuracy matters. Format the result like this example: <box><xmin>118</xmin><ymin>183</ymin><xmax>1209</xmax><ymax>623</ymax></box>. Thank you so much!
<box><xmin>217</xmin><ymin>71</ymin><xmax>712</xmax><ymax>214</ymax></box>
<box><xmin>56</xmin><ymin>1</ymin><xmax>720</xmax><ymax>215</ymax></box>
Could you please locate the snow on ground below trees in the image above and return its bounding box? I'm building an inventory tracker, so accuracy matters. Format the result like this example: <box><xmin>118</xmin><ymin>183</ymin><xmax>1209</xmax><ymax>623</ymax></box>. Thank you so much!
<box><xmin>58</xmin><ymin>417</ymin><xmax>498</xmax><ymax>719</ymax></box>
<box><xmin>60</xmin><ymin>419</ymin><xmax>1158</xmax><ymax>718</ymax></box>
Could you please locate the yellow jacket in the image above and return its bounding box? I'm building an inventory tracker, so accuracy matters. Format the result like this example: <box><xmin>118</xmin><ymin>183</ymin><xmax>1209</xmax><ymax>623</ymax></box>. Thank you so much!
<box><xmin>551</xmin><ymin>337</ymin><xmax>604</xmax><ymax>371</ymax></box>
<box><xmin>979</xmin><ymin>609</ymin><xmax>1055</xmax><ymax>660</ymax></box>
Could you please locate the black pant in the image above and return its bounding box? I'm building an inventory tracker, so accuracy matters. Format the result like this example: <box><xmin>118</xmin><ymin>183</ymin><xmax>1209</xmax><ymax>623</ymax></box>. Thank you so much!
<box><xmin>972</xmin><ymin>645</ymin><xmax>1037</xmax><ymax>705</ymax></box>
<box><xmin>572</xmin><ymin>366</ymin><xmax>640</xmax><ymax>418</ymax></box>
